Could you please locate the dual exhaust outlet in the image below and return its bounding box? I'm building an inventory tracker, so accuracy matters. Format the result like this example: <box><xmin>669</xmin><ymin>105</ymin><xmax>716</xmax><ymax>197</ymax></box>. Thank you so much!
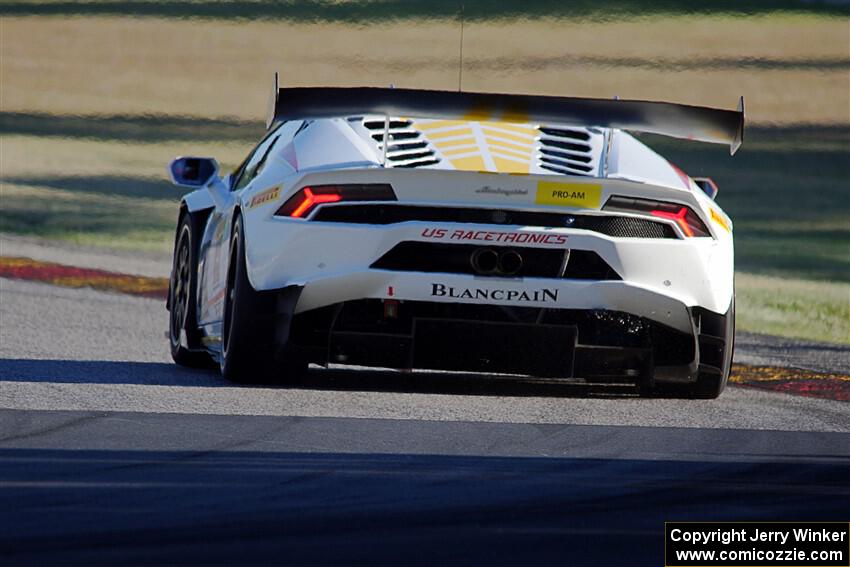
<box><xmin>470</xmin><ymin>248</ymin><xmax>523</xmax><ymax>276</ymax></box>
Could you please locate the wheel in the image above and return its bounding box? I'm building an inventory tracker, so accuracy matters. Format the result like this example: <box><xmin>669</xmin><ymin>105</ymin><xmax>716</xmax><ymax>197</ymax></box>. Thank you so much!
<box><xmin>688</xmin><ymin>296</ymin><xmax>735</xmax><ymax>399</ymax></box>
<box><xmin>641</xmin><ymin>296</ymin><xmax>735</xmax><ymax>399</ymax></box>
<box><xmin>169</xmin><ymin>212</ymin><xmax>214</xmax><ymax>368</ymax></box>
<box><xmin>221</xmin><ymin>214</ymin><xmax>306</xmax><ymax>383</ymax></box>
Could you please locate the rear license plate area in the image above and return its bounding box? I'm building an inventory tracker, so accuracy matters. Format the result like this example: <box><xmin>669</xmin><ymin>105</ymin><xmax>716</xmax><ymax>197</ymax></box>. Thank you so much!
<box><xmin>413</xmin><ymin>319</ymin><xmax>576</xmax><ymax>377</ymax></box>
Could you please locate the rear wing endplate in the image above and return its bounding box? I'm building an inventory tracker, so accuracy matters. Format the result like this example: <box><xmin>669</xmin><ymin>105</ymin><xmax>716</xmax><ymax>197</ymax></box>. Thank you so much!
<box><xmin>267</xmin><ymin>79</ymin><xmax>744</xmax><ymax>155</ymax></box>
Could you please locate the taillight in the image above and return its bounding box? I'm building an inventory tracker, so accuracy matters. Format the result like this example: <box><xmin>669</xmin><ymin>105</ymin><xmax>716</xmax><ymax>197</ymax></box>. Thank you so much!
<box><xmin>275</xmin><ymin>184</ymin><xmax>396</xmax><ymax>218</ymax></box>
<box><xmin>603</xmin><ymin>196</ymin><xmax>711</xmax><ymax>238</ymax></box>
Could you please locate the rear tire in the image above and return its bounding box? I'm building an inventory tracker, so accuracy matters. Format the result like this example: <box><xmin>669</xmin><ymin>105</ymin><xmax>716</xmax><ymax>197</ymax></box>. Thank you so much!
<box><xmin>221</xmin><ymin>214</ymin><xmax>306</xmax><ymax>384</ymax></box>
<box><xmin>687</xmin><ymin>297</ymin><xmax>735</xmax><ymax>399</ymax></box>
<box><xmin>642</xmin><ymin>297</ymin><xmax>735</xmax><ymax>399</ymax></box>
<box><xmin>169</xmin><ymin>212</ymin><xmax>214</xmax><ymax>368</ymax></box>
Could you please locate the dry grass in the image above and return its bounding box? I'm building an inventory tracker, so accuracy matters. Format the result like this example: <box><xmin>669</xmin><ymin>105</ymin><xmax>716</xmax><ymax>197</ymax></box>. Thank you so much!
<box><xmin>0</xmin><ymin>135</ymin><xmax>248</xmax><ymax>178</ymax></box>
<box><xmin>2</xmin><ymin>15</ymin><xmax>847</xmax><ymax>123</ymax></box>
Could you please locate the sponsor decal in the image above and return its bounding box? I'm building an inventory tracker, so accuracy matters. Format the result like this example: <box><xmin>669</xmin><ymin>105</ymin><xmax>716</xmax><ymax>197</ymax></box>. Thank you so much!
<box><xmin>709</xmin><ymin>207</ymin><xmax>731</xmax><ymax>233</ymax></box>
<box><xmin>431</xmin><ymin>283</ymin><xmax>558</xmax><ymax>303</ymax></box>
<box><xmin>248</xmin><ymin>186</ymin><xmax>281</xmax><ymax>208</ymax></box>
<box><xmin>475</xmin><ymin>185</ymin><xmax>528</xmax><ymax>197</ymax></box>
<box><xmin>421</xmin><ymin>228</ymin><xmax>568</xmax><ymax>246</ymax></box>
<box><xmin>535</xmin><ymin>181</ymin><xmax>602</xmax><ymax>208</ymax></box>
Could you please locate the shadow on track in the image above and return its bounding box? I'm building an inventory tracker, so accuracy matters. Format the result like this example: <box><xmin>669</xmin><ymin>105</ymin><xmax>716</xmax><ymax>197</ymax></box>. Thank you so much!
<box><xmin>0</xmin><ymin>358</ymin><xmax>221</xmax><ymax>387</ymax></box>
<box><xmin>0</xmin><ymin>358</ymin><xmax>640</xmax><ymax>398</ymax></box>
<box><xmin>297</xmin><ymin>366</ymin><xmax>641</xmax><ymax>398</ymax></box>
<box><xmin>0</xmin><ymin>447</ymin><xmax>847</xmax><ymax>565</ymax></box>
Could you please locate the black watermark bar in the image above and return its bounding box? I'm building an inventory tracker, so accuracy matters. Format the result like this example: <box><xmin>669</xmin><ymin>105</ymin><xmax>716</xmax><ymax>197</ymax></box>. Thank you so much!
<box><xmin>665</xmin><ymin>522</ymin><xmax>850</xmax><ymax>567</ymax></box>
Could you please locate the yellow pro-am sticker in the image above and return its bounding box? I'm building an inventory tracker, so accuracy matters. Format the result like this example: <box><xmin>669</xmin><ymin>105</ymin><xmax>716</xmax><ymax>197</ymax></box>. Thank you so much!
<box><xmin>535</xmin><ymin>181</ymin><xmax>602</xmax><ymax>209</ymax></box>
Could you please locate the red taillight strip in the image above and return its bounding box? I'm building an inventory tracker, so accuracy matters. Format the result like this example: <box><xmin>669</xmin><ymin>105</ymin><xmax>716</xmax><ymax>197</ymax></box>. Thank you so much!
<box><xmin>290</xmin><ymin>188</ymin><xmax>342</xmax><ymax>218</ymax></box>
<box><xmin>276</xmin><ymin>184</ymin><xmax>396</xmax><ymax>219</ymax></box>
<box><xmin>601</xmin><ymin>195</ymin><xmax>712</xmax><ymax>238</ymax></box>
<box><xmin>651</xmin><ymin>207</ymin><xmax>694</xmax><ymax>237</ymax></box>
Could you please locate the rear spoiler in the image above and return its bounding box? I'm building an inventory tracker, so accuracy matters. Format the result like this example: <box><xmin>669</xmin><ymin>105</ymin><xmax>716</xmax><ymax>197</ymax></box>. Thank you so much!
<box><xmin>267</xmin><ymin>81</ymin><xmax>745</xmax><ymax>155</ymax></box>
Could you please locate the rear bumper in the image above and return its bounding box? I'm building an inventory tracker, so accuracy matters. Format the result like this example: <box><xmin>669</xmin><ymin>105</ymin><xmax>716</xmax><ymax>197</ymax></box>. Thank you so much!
<box><xmin>288</xmin><ymin>298</ymin><xmax>703</xmax><ymax>385</ymax></box>
<box><xmin>248</xmin><ymin>240</ymin><xmax>732</xmax><ymax>383</ymax></box>
<box><xmin>295</xmin><ymin>270</ymin><xmax>695</xmax><ymax>334</ymax></box>
<box><xmin>245</xmin><ymin>218</ymin><xmax>734</xmax><ymax>317</ymax></box>
<box><xmin>284</xmin><ymin>268</ymin><xmax>709</xmax><ymax>384</ymax></box>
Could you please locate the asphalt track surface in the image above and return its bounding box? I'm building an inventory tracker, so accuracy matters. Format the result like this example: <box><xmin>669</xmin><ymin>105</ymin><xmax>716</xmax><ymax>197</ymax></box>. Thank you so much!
<box><xmin>1</xmin><ymin>277</ymin><xmax>849</xmax><ymax>565</ymax></box>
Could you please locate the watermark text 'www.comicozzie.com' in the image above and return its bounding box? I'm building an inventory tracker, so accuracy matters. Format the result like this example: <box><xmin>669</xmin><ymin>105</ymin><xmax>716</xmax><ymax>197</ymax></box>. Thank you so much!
<box><xmin>665</xmin><ymin>522</ymin><xmax>849</xmax><ymax>567</ymax></box>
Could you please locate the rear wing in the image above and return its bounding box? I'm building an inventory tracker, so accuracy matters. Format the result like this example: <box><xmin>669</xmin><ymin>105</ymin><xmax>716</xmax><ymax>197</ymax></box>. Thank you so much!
<box><xmin>267</xmin><ymin>82</ymin><xmax>745</xmax><ymax>155</ymax></box>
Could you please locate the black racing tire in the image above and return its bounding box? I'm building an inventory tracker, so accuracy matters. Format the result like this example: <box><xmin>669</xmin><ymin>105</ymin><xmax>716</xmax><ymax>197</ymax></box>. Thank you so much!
<box><xmin>221</xmin><ymin>214</ymin><xmax>306</xmax><ymax>384</ymax></box>
<box><xmin>688</xmin><ymin>296</ymin><xmax>736</xmax><ymax>399</ymax></box>
<box><xmin>641</xmin><ymin>296</ymin><xmax>735</xmax><ymax>400</ymax></box>
<box><xmin>168</xmin><ymin>211</ymin><xmax>214</xmax><ymax>368</ymax></box>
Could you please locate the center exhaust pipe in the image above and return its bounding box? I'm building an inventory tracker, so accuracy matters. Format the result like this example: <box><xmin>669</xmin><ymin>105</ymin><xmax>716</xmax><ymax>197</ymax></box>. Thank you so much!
<box><xmin>470</xmin><ymin>248</ymin><xmax>523</xmax><ymax>276</ymax></box>
<box><xmin>498</xmin><ymin>250</ymin><xmax>523</xmax><ymax>275</ymax></box>
<box><xmin>471</xmin><ymin>248</ymin><xmax>499</xmax><ymax>274</ymax></box>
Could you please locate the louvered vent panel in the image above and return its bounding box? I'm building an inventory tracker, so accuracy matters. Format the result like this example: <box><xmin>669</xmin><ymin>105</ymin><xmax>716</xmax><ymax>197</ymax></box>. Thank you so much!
<box><xmin>536</xmin><ymin>126</ymin><xmax>601</xmax><ymax>176</ymax></box>
<box><xmin>362</xmin><ymin>118</ymin><xmax>440</xmax><ymax>168</ymax></box>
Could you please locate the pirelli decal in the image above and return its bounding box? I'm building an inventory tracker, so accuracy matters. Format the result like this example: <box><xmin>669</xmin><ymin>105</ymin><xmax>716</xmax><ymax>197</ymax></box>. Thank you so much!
<box><xmin>431</xmin><ymin>283</ymin><xmax>558</xmax><ymax>303</ymax></box>
<box><xmin>535</xmin><ymin>181</ymin><xmax>602</xmax><ymax>209</ymax></box>
<box><xmin>249</xmin><ymin>186</ymin><xmax>281</xmax><ymax>208</ymax></box>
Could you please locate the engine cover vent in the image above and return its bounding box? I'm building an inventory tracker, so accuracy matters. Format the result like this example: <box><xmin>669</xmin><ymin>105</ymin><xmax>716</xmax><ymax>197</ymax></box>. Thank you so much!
<box><xmin>362</xmin><ymin>118</ymin><xmax>441</xmax><ymax>168</ymax></box>
<box><xmin>536</xmin><ymin>126</ymin><xmax>603</xmax><ymax>177</ymax></box>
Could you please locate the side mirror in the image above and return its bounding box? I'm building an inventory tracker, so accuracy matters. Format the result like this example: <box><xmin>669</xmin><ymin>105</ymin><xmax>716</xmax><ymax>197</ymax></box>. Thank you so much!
<box><xmin>169</xmin><ymin>157</ymin><xmax>219</xmax><ymax>188</ymax></box>
<box><xmin>693</xmin><ymin>177</ymin><xmax>719</xmax><ymax>200</ymax></box>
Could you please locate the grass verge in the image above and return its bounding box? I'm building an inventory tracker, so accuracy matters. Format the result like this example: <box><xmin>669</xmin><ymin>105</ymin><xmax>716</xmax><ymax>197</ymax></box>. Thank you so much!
<box><xmin>0</xmin><ymin>183</ymin><xmax>177</xmax><ymax>253</ymax></box>
<box><xmin>736</xmin><ymin>273</ymin><xmax>849</xmax><ymax>344</ymax></box>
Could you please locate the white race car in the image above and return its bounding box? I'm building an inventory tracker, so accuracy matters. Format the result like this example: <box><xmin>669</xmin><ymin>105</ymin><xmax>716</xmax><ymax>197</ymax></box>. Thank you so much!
<box><xmin>167</xmin><ymin>81</ymin><xmax>744</xmax><ymax>398</ymax></box>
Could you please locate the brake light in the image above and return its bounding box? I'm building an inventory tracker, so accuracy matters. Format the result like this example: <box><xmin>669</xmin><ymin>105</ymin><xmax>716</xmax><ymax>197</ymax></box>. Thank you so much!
<box><xmin>603</xmin><ymin>196</ymin><xmax>711</xmax><ymax>238</ymax></box>
<box><xmin>275</xmin><ymin>184</ymin><xmax>396</xmax><ymax>218</ymax></box>
<box><xmin>651</xmin><ymin>206</ymin><xmax>694</xmax><ymax>237</ymax></box>
<box><xmin>289</xmin><ymin>188</ymin><xmax>341</xmax><ymax>217</ymax></box>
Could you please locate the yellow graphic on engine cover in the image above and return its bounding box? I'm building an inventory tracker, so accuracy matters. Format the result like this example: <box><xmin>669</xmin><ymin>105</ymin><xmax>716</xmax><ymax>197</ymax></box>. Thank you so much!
<box><xmin>535</xmin><ymin>181</ymin><xmax>602</xmax><ymax>208</ymax></box>
<box><xmin>413</xmin><ymin>119</ymin><xmax>536</xmax><ymax>174</ymax></box>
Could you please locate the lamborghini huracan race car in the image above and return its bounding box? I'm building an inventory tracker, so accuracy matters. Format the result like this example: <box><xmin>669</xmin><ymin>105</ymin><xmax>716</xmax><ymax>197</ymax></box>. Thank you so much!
<box><xmin>167</xmin><ymin>82</ymin><xmax>744</xmax><ymax>398</ymax></box>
